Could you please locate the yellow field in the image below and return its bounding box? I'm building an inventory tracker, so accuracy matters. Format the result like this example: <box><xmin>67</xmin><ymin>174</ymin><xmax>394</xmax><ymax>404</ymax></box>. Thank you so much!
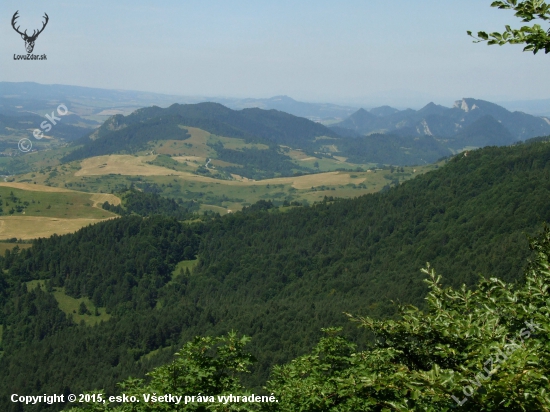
<box><xmin>333</xmin><ymin>156</ymin><xmax>348</xmax><ymax>162</ymax></box>
<box><xmin>0</xmin><ymin>242</ymin><xmax>32</xmax><ymax>254</ymax></box>
<box><xmin>249</xmin><ymin>171</ymin><xmax>363</xmax><ymax>189</ymax></box>
<box><xmin>172</xmin><ymin>155</ymin><xmax>206</xmax><ymax>164</ymax></box>
<box><xmin>90</xmin><ymin>193</ymin><xmax>122</xmax><ymax>207</ymax></box>
<box><xmin>183</xmin><ymin>127</ymin><xmax>218</xmax><ymax>154</ymax></box>
<box><xmin>151</xmin><ymin>127</ymin><xmax>218</xmax><ymax>158</ymax></box>
<box><xmin>74</xmin><ymin>154</ymin><xmax>359</xmax><ymax>188</ymax></box>
<box><xmin>76</xmin><ymin>155</ymin><xmax>179</xmax><ymax>176</ymax></box>
<box><xmin>0</xmin><ymin>216</ymin><xmax>114</xmax><ymax>240</ymax></box>
<box><xmin>0</xmin><ymin>182</ymin><xmax>74</xmax><ymax>192</ymax></box>
<box><xmin>0</xmin><ymin>182</ymin><xmax>120</xmax><ymax>240</ymax></box>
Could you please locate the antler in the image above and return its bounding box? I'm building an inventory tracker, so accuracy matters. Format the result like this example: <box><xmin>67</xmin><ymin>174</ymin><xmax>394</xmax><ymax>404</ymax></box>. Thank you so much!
<box><xmin>11</xmin><ymin>11</ymin><xmax>27</xmax><ymax>37</ymax></box>
<box><xmin>29</xmin><ymin>13</ymin><xmax>49</xmax><ymax>40</ymax></box>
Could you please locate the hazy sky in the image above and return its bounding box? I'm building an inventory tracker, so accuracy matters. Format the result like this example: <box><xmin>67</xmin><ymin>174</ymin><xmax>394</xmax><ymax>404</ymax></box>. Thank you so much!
<box><xmin>1</xmin><ymin>0</ymin><xmax>549</xmax><ymax>108</ymax></box>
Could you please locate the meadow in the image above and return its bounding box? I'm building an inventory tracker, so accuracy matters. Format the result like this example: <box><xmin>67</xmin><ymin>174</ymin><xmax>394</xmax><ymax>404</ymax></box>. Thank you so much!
<box><xmin>4</xmin><ymin>126</ymin><xmax>440</xmax><ymax>240</ymax></box>
<box><xmin>25</xmin><ymin>280</ymin><xmax>111</xmax><ymax>326</ymax></box>
<box><xmin>0</xmin><ymin>183</ymin><xmax>119</xmax><ymax>240</ymax></box>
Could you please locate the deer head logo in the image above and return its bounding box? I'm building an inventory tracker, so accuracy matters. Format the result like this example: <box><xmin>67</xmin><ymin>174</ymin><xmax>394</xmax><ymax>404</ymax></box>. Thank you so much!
<box><xmin>11</xmin><ymin>11</ymin><xmax>49</xmax><ymax>54</ymax></box>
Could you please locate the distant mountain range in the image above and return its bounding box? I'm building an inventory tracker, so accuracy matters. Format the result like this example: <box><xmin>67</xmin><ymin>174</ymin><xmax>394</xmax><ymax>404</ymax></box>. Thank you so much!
<box><xmin>215</xmin><ymin>95</ymin><xmax>358</xmax><ymax>121</ymax></box>
<box><xmin>2</xmin><ymin>82</ymin><xmax>549</xmax><ymax>166</ymax></box>
<box><xmin>0</xmin><ymin>82</ymin><xmax>357</xmax><ymax>122</ymax></box>
<box><xmin>331</xmin><ymin>98</ymin><xmax>550</xmax><ymax>149</ymax></box>
<box><xmin>2</xmin><ymin>81</ymin><xmax>548</xmax><ymax>123</ymax></box>
<box><xmin>52</xmin><ymin>99</ymin><xmax>550</xmax><ymax>168</ymax></box>
<box><xmin>60</xmin><ymin>102</ymin><xmax>456</xmax><ymax>168</ymax></box>
<box><xmin>497</xmin><ymin>98</ymin><xmax>550</xmax><ymax>117</ymax></box>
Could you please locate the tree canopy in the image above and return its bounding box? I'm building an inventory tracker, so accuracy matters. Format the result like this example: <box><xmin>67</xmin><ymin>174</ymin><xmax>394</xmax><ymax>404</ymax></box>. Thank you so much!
<box><xmin>68</xmin><ymin>225</ymin><xmax>550</xmax><ymax>411</ymax></box>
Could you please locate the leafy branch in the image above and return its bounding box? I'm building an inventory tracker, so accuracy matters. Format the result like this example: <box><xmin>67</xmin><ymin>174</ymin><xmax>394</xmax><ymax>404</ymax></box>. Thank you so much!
<box><xmin>468</xmin><ymin>0</ymin><xmax>550</xmax><ymax>54</ymax></box>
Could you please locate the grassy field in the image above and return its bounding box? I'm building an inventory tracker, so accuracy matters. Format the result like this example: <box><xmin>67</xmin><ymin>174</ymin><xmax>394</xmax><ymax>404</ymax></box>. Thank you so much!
<box><xmin>0</xmin><ymin>183</ymin><xmax>119</xmax><ymax>240</ymax></box>
<box><xmin>10</xmin><ymin>125</ymin><xmax>444</xmax><ymax>214</ymax></box>
<box><xmin>172</xmin><ymin>259</ymin><xmax>199</xmax><ymax>277</ymax></box>
<box><xmin>26</xmin><ymin>280</ymin><xmax>111</xmax><ymax>326</ymax></box>
<box><xmin>0</xmin><ymin>184</ymin><xmax>118</xmax><ymax>218</ymax></box>
<box><xmin>13</xmin><ymin>158</ymin><xmax>441</xmax><ymax>215</ymax></box>
<box><xmin>53</xmin><ymin>287</ymin><xmax>111</xmax><ymax>326</ymax></box>
<box><xmin>0</xmin><ymin>216</ymin><xmax>115</xmax><ymax>240</ymax></box>
<box><xmin>0</xmin><ymin>242</ymin><xmax>32</xmax><ymax>254</ymax></box>
<box><xmin>147</xmin><ymin>127</ymin><xmax>218</xmax><ymax>158</ymax></box>
<box><xmin>76</xmin><ymin>154</ymin><xmax>181</xmax><ymax>177</ymax></box>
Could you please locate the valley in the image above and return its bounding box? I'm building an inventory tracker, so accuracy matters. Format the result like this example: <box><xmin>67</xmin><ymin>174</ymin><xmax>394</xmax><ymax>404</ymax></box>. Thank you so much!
<box><xmin>3</xmin><ymin>109</ymin><xmax>442</xmax><ymax>223</ymax></box>
<box><xmin>3</xmin><ymin>0</ymin><xmax>550</xmax><ymax>407</ymax></box>
<box><xmin>1</xmin><ymin>134</ymin><xmax>549</xmax><ymax>410</ymax></box>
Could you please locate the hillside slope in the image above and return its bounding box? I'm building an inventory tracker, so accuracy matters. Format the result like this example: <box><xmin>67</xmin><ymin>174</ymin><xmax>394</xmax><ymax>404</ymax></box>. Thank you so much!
<box><xmin>1</xmin><ymin>137</ymin><xmax>549</xmax><ymax>409</ymax></box>
<box><xmin>63</xmin><ymin>103</ymin><xmax>339</xmax><ymax>162</ymax></box>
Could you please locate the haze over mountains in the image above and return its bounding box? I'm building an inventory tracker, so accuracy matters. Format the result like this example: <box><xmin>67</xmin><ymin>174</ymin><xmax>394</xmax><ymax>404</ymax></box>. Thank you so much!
<box><xmin>0</xmin><ymin>82</ymin><xmax>357</xmax><ymax>122</ymax></box>
<box><xmin>1</xmin><ymin>81</ymin><xmax>549</xmax><ymax>122</ymax></box>
<box><xmin>331</xmin><ymin>98</ymin><xmax>550</xmax><ymax>147</ymax></box>
<box><xmin>2</xmin><ymin>82</ymin><xmax>550</xmax><ymax>168</ymax></box>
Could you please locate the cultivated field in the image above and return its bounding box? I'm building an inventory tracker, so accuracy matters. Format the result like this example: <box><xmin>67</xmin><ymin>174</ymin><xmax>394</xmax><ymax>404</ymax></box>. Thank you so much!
<box><xmin>0</xmin><ymin>216</ymin><xmax>114</xmax><ymax>240</ymax></box>
<box><xmin>76</xmin><ymin>155</ymin><xmax>178</xmax><ymax>177</ymax></box>
<box><xmin>0</xmin><ymin>182</ymin><xmax>73</xmax><ymax>192</ymax></box>
<box><xmin>0</xmin><ymin>183</ymin><xmax>119</xmax><ymax>240</ymax></box>
<box><xmin>10</xmin><ymin>125</ymin><xmax>443</xmax><ymax>214</ymax></box>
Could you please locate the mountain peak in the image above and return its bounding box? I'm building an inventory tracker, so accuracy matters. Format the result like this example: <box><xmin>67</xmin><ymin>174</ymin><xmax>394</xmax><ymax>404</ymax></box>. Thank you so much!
<box><xmin>453</xmin><ymin>98</ymin><xmax>481</xmax><ymax>113</ymax></box>
<box><xmin>453</xmin><ymin>98</ymin><xmax>513</xmax><ymax>115</ymax></box>
<box><xmin>418</xmin><ymin>102</ymin><xmax>449</xmax><ymax>115</ymax></box>
<box><xmin>369</xmin><ymin>105</ymin><xmax>400</xmax><ymax>117</ymax></box>
<box><xmin>268</xmin><ymin>95</ymin><xmax>297</xmax><ymax>103</ymax></box>
<box><xmin>351</xmin><ymin>108</ymin><xmax>377</xmax><ymax>120</ymax></box>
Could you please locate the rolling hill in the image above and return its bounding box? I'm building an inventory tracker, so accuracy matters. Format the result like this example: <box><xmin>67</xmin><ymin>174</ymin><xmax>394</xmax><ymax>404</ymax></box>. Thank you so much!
<box><xmin>62</xmin><ymin>102</ymin><xmax>340</xmax><ymax>163</ymax></box>
<box><xmin>59</xmin><ymin>102</ymin><xmax>452</xmax><ymax>171</ymax></box>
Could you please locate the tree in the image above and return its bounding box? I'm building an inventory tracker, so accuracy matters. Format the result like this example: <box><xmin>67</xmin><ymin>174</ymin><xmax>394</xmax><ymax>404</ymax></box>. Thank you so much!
<box><xmin>468</xmin><ymin>1</ymin><xmax>550</xmax><ymax>54</ymax></box>
<box><xmin>68</xmin><ymin>332</ymin><xmax>256</xmax><ymax>412</ymax></box>
<box><xmin>78</xmin><ymin>302</ymin><xmax>90</xmax><ymax>315</ymax></box>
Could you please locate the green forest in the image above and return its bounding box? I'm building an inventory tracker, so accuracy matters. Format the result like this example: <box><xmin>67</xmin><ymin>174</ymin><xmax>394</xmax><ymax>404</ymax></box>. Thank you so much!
<box><xmin>1</xmin><ymin>136</ymin><xmax>550</xmax><ymax>410</ymax></box>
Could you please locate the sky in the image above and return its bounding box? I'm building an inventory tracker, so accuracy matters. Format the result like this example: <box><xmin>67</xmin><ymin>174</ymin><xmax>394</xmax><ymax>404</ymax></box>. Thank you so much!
<box><xmin>1</xmin><ymin>0</ymin><xmax>549</xmax><ymax>108</ymax></box>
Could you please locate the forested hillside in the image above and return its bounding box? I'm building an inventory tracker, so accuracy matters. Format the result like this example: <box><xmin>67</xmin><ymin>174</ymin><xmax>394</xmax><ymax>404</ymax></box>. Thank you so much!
<box><xmin>1</xmin><ymin>137</ymin><xmax>549</xmax><ymax>410</ymax></box>
<box><xmin>69</xmin><ymin>226</ymin><xmax>550</xmax><ymax>411</ymax></box>
<box><xmin>101</xmin><ymin>189</ymin><xmax>200</xmax><ymax>219</ymax></box>
<box><xmin>62</xmin><ymin>103</ymin><xmax>339</xmax><ymax>163</ymax></box>
<box><xmin>55</xmin><ymin>101</ymin><xmax>470</xmax><ymax>169</ymax></box>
